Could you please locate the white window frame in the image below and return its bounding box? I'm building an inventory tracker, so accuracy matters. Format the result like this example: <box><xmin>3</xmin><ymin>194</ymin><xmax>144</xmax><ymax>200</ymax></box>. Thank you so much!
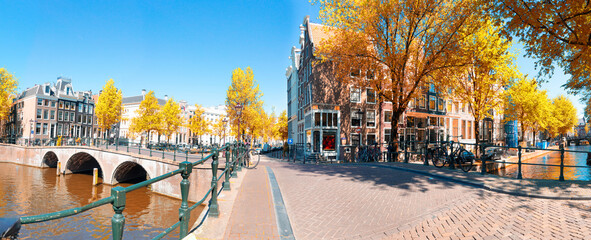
<box><xmin>366</xmin><ymin>88</ymin><xmax>376</xmax><ymax>104</ymax></box>
<box><xmin>366</xmin><ymin>110</ymin><xmax>376</xmax><ymax>128</ymax></box>
<box><xmin>350</xmin><ymin>88</ymin><xmax>361</xmax><ymax>103</ymax></box>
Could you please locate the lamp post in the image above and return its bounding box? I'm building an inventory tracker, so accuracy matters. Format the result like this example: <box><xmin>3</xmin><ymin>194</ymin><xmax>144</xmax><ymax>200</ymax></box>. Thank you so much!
<box><xmin>29</xmin><ymin>119</ymin><xmax>35</xmax><ymax>146</ymax></box>
<box><xmin>222</xmin><ymin>117</ymin><xmax>228</xmax><ymax>145</ymax></box>
<box><xmin>235</xmin><ymin>103</ymin><xmax>243</xmax><ymax>142</ymax></box>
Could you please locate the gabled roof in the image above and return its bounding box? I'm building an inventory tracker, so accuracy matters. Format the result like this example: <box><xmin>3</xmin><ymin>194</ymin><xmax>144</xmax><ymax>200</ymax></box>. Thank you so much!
<box><xmin>308</xmin><ymin>22</ymin><xmax>332</xmax><ymax>46</ymax></box>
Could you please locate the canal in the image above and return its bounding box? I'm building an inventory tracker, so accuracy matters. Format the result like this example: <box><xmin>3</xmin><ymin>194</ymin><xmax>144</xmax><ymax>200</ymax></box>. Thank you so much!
<box><xmin>496</xmin><ymin>145</ymin><xmax>591</xmax><ymax>181</ymax></box>
<box><xmin>0</xmin><ymin>162</ymin><xmax>201</xmax><ymax>239</ymax></box>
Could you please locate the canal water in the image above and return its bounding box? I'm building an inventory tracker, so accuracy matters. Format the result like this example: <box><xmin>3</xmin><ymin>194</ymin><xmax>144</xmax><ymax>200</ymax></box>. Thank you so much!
<box><xmin>495</xmin><ymin>145</ymin><xmax>591</xmax><ymax>181</ymax></box>
<box><xmin>0</xmin><ymin>163</ymin><xmax>201</xmax><ymax>239</ymax></box>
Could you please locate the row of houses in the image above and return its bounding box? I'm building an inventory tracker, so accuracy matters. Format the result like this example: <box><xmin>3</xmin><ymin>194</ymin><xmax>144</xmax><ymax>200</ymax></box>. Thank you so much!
<box><xmin>286</xmin><ymin>17</ymin><xmax>506</xmax><ymax>160</ymax></box>
<box><xmin>2</xmin><ymin>77</ymin><xmax>232</xmax><ymax>146</ymax></box>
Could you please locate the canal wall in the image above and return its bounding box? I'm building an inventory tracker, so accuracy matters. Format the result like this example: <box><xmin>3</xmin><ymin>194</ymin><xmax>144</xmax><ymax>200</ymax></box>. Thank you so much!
<box><xmin>484</xmin><ymin>146</ymin><xmax>559</xmax><ymax>172</ymax></box>
<box><xmin>0</xmin><ymin>144</ymin><xmax>220</xmax><ymax>202</ymax></box>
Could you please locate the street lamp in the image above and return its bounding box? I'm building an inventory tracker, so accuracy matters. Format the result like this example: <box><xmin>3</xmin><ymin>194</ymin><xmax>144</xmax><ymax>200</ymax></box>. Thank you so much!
<box><xmin>222</xmin><ymin>117</ymin><xmax>228</xmax><ymax>145</ymax></box>
<box><xmin>29</xmin><ymin>119</ymin><xmax>35</xmax><ymax>146</ymax></box>
<box><xmin>235</xmin><ymin>103</ymin><xmax>243</xmax><ymax>142</ymax></box>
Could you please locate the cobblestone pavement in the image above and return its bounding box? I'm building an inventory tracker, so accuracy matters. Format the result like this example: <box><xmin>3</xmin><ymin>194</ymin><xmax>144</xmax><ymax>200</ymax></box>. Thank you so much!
<box><xmin>263</xmin><ymin>156</ymin><xmax>591</xmax><ymax>240</ymax></box>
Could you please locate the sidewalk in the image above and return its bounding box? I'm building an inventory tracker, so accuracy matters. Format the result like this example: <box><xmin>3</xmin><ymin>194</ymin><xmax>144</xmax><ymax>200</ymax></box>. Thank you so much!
<box><xmin>366</xmin><ymin>161</ymin><xmax>591</xmax><ymax>200</ymax></box>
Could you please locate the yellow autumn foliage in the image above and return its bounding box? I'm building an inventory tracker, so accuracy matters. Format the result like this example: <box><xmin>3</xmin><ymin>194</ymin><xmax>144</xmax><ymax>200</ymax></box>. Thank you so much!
<box><xmin>95</xmin><ymin>79</ymin><xmax>123</xmax><ymax>137</ymax></box>
<box><xmin>225</xmin><ymin>67</ymin><xmax>264</xmax><ymax>142</ymax></box>
<box><xmin>0</xmin><ymin>68</ymin><xmax>18</xmax><ymax>122</ymax></box>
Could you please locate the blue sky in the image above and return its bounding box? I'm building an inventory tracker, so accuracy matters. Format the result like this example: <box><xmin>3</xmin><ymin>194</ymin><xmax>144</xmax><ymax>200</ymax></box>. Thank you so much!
<box><xmin>0</xmin><ymin>1</ymin><xmax>583</xmax><ymax>117</ymax></box>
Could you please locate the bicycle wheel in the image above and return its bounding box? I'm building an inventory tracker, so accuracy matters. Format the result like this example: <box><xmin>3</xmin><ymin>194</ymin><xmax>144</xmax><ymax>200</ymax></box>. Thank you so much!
<box><xmin>458</xmin><ymin>150</ymin><xmax>474</xmax><ymax>172</ymax></box>
<box><xmin>431</xmin><ymin>147</ymin><xmax>447</xmax><ymax>168</ymax></box>
<box><xmin>244</xmin><ymin>149</ymin><xmax>260</xmax><ymax>169</ymax></box>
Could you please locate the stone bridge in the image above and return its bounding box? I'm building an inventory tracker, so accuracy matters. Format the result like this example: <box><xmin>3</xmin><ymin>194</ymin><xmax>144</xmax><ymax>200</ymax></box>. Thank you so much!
<box><xmin>0</xmin><ymin>144</ymin><xmax>220</xmax><ymax>201</ymax></box>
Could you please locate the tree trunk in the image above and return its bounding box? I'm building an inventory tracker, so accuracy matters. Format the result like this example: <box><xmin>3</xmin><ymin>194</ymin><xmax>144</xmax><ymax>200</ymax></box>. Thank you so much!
<box><xmin>474</xmin><ymin>119</ymin><xmax>480</xmax><ymax>156</ymax></box>
<box><xmin>521</xmin><ymin>123</ymin><xmax>526</xmax><ymax>145</ymax></box>
<box><xmin>391</xmin><ymin>111</ymin><xmax>401</xmax><ymax>162</ymax></box>
<box><xmin>533</xmin><ymin>130</ymin><xmax>537</xmax><ymax>149</ymax></box>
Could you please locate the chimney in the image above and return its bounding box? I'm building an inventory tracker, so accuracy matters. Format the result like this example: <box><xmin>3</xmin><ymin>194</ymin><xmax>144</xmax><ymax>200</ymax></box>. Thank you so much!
<box><xmin>142</xmin><ymin>89</ymin><xmax>146</xmax><ymax>96</ymax></box>
<box><xmin>164</xmin><ymin>95</ymin><xmax>168</xmax><ymax>101</ymax></box>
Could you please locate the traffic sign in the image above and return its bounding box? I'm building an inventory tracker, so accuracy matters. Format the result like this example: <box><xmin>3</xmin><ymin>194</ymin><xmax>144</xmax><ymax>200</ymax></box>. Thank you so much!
<box><xmin>287</xmin><ymin>138</ymin><xmax>293</xmax><ymax>145</ymax></box>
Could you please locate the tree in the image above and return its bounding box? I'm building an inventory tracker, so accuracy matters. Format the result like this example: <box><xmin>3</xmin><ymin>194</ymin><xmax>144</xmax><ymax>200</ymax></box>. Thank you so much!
<box><xmin>547</xmin><ymin>95</ymin><xmax>578</xmax><ymax>137</ymax></box>
<box><xmin>492</xmin><ymin>1</ymin><xmax>591</xmax><ymax>96</ymax></box>
<box><xmin>160</xmin><ymin>98</ymin><xmax>182</xmax><ymax>144</ymax></box>
<box><xmin>212</xmin><ymin>116</ymin><xmax>226</xmax><ymax>145</ymax></box>
<box><xmin>316</xmin><ymin>0</ymin><xmax>484</xmax><ymax>151</ymax></box>
<box><xmin>95</xmin><ymin>79</ymin><xmax>123</xmax><ymax>139</ymax></box>
<box><xmin>0</xmin><ymin>68</ymin><xmax>18</xmax><ymax>122</ymax></box>
<box><xmin>225</xmin><ymin>67</ymin><xmax>264</xmax><ymax>142</ymax></box>
<box><xmin>441</xmin><ymin>17</ymin><xmax>517</xmax><ymax>153</ymax></box>
<box><xmin>504</xmin><ymin>75</ymin><xmax>552</xmax><ymax>145</ymax></box>
<box><xmin>130</xmin><ymin>91</ymin><xmax>161</xmax><ymax>145</ymax></box>
<box><xmin>275</xmin><ymin>110</ymin><xmax>288</xmax><ymax>142</ymax></box>
<box><xmin>188</xmin><ymin>104</ymin><xmax>209</xmax><ymax>146</ymax></box>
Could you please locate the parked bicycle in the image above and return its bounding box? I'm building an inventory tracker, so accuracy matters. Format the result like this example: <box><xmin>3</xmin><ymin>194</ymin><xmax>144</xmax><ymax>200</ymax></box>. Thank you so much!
<box><xmin>356</xmin><ymin>144</ymin><xmax>380</xmax><ymax>162</ymax></box>
<box><xmin>237</xmin><ymin>147</ymin><xmax>260</xmax><ymax>169</ymax></box>
<box><xmin>431</xmin><ymin>141</ymin><xmax>475</xmax><ymax>172</ymax></box>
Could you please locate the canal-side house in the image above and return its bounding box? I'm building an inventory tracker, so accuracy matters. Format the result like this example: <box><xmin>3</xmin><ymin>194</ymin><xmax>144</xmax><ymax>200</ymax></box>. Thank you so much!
<box><xmin>6</xmin><ymin>81</ymin><xmax>59</xmax><ymax>145</ymax></box>
<box><xmin>286</xmin><ymin>46</ymin><xmax>301</xmax><ymax>145</ymax></box>
<box><xmin>290</xmin><ymin>16</ymin><xmax>380</xmax><ymax>161</ymax></box>
<box><xmin>54</xmin><ymin>77</ymin><xmax>96</xmax><ymax>141</ymax></box>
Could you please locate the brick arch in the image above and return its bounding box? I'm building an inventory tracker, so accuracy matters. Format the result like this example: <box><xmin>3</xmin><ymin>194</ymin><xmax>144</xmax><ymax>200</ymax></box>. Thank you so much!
<box><xmin>111</xmin><ymin>161</ymin><xmax>152</xmax><ymax>184</ymax></box>
<box><xmin>65</xmin><ymin>152</ymin><xmax>104</xmax><ymax>178</ymax></box>
<box><xmin>42</xmin><ymin>151</ymin><xmax>59</xmax><ymax>168</ymax></box>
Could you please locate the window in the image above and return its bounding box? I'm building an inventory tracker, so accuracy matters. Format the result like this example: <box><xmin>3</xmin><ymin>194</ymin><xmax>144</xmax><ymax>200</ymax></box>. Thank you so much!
<box><xmin>59</xmin><ymin>101</ymin><xmax>64</xmax><ymax>109</ymax></box>
<box><xmin>384</xmin><ymin>111</ymin><xmax>392</xmax><ymax>123</ymax></box>
<box><xmin>315</xmin><ymin>112</ymin><xmax>321</xmax><ymax>127</ymax></box>
<box><xmin>351</xmin><ymin>133</ymin><xmax>360</xmax><ymax>146</ymax></box>
<box><xmin>366</xmin><ymin>133</ymin><xmax>376</xmax><ymax>145</ymax></box>
<box><xmin>419</xmin><ymin>95</ymin><xmax>426</xmax><ymax>109</ymax></box>
<box><xmin>45</xmin><ymin>85</ymin><xmax>50</xmax><ymax>93</ymax></box>
<box><xmin>429</xmin><ymin>96</ymin><xmax>436</xmax><ymax>110</ymax></box>
<box><xmin>58</xmin><ymin>111</ymin><xmax>63</xmax><ymax>121</ymax></box>
<box><xmin>37</xmin><ymin>109</ymin><xmax>42</xmax><ymax>119</ymax></box>
<box><xmin>384</xmin><ymin>129</ymin><xmax>392</xmax><ymax>143</ymax></box>
<box><xmin>78</xmin><ymin>104</ymin><xmax>83</xmax><ymax>112</ymax></box>
<box><xmin>45</xmin><ymin>99</ymin><xmax>50</xmax><ymax>106</ymax></box>
<box><xmin>43</xmin><ymin>110</ymin><xmax>48</xmax><ymax>119</ymax></box>
<box><xmin>409</xmin><ymin>98</ymin><xmax>415</xmax><ymax>108</ymax></box>
<box><xmin>322</xmin><ymin>112</ymin><xmax>328</xmax><ymax>127</ymax></box>
<box><xmin>322</xmin><ymin>133</ymin><xmax>336</xmax><ymax>151</ymax></box>
<box><xmin>366</xmin><ymin>89</ymin><xmax>376</xmax><ymax>103</ymax></box>
<box><xmin>447</xmin><ymin>100</ymin><xmax>452</xmax><ymax>113</ymax></box>
<box><xmin>89</xmin><ymin>105</ymin><xmax>93</xmax><ymax>114</ymax></box>
<box><xmin>350</xmin><ymin>69</ymin><xmax>360</xmax><ymax>77</ymax></box>
<box><xmin>350</xmin><ymin>88</ymin><xmax>360</xmax><ymax>103</ymax></box>
<box><xmin>64</xmin><ymin>112</ymin><xmax>69</xmax><ymax>121</ymax></box>
<box><xmin>351</xmin><ymin>109</ymin><xmax>362</xmax><ymax>127</ymax></box>
<box><xmin>50</xmin><ymin>110</ymin><xmax>55</xmax><ymax>120</ymax></box>
<box><xmin>438</xmin><ymin>98</ymin><xmax>444</xmax><ymax>112</ymax></box>
<box><xmin>367</xmin><ymin>70</ymin><xmax>374</xmax><ymax>79</ymax></box>
<box><xmin>366</xmin><ymin>110</ymin><xmax>375</xmax><ymax>127</ymax></box>
<box><xmin>430</xmin><ymin>117</ymin><xmax>438</xmax><ymax>126</ymax></box>
<box><xmin>36</xmin><ymin>123</ymin><xmax>41</xmax><ymax>134</ymax></box>
<box><xmin>37</xmin><ymin>99</ymin><xmax>43</xmax><ymax>106</ymax></box>
<box><xmin>70</xmin><ymin>112</ymin><xmax>75</xmax><ymax>122</ymax></box>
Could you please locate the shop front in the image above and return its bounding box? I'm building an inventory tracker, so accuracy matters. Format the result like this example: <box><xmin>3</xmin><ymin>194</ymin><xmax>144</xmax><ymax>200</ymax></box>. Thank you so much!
<box><xmin>305</xmin><ymin>110</ymin><xmax>340</xmax><ymax>160</ymax></box>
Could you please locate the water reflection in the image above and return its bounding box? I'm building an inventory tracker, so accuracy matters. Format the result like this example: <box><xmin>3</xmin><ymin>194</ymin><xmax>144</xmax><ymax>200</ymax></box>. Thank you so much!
<box><xmin>497</xmin><ymin>145</ymin><xmax>591</xmax><ymax>181</ymax></box>
<box><xmin>0</xmin><ymin>163</ymin><xmax>202</xmax><ymax>239</ymax></box>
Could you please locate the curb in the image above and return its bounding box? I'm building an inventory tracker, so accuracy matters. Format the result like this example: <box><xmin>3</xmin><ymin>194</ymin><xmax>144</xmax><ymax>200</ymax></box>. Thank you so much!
<box><xmin>364</xmin><ymin>163</ymin><xmax>591</xmax><ymax>201</ymax></box>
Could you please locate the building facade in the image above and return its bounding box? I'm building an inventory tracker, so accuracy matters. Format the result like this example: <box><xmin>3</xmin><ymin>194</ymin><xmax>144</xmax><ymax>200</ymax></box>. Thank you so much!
<box><xmin>4</xmin><ymin>77</ymin><xmax>95</xmax><ymax>145</ymax></box>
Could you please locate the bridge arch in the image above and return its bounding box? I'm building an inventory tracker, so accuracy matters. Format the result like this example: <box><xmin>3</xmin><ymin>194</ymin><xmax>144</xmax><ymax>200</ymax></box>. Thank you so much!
<box><xmin>112</xmin><ymin>161</ymin><xmax>151</xmax><ymax>184</ymax></box>
<box><xmin>65</xmin><ymin>152</ymin><xmax>104</xmax><ymax>178</ymax></box>
<box><xmin>42</xmin><ymin>151</ymin><xmax>59</xmax><ymax>168</ymax></box>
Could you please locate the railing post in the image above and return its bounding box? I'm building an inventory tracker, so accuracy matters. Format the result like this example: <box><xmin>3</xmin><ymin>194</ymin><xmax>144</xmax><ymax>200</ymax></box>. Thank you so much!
<box><xmin>150</xmin><ymin>146</ymin><xmax>152</xmax><ymax>157</ymax></box>
<box><xmin>236</xmin><ymin>145</ymin><xmax>243</xmax><ymax>171</ymax></box>
<box><xmin>517</xmin><ymin>145</ymin><xmax>523</xmax><ymax>179</ymax></box>
<box><xmin>138</xmin><ymin>144</ymin><xmax>141</xmax><ymax>154</ymax></box>
<box><xmin>210</xmin><ymin>149</ymin><xmax>220</xmax><ymax>217</ymax></box>
<box><xmin>186</xmin><ymin>150</ymin><xmax>188</xmax><ymax>162</ymax></box>
<box><xmin>178</xmin><ymin>161</ymin><xmax>192</xmax><ymax>238</ymax></box>
<box><xmin>116</xmin><ymin>138</ymin><xmax>119</xmax><ymax>151</ymax></box>
<box><xmin>106</xmin><ymin>139</ymin><xmax>109</xmax><ymax>149</ymax></box>
<box><xmin>404</xmin><ymin>141</ymin><xmax>408</xmax><ymax>163</ymax></box>
<box><xmin>126</xmin><ymin>143</ymin><xmax>129</xmax><ymax>153</ymax></box>
<box><xmin>110</xmin><ymin>186</ymin><xmax>126</xmax><ymax>240</ymax></box>
<box><xmin>423</xmin><ymin>139</ymin><xmax>429</xmax><ymax>166</ymax></box>
<box><xmin>174</xmin><ymin>148</ymin><xmax>177</xmax><ymax>161</ymax></box>
<box><xmin>162</xmin><ymin>149</ymin><xmax>165</xmax><ymax>159</ymax></box>
<box><xmin>449</xmin><ymin>141</ymin><xmax>455</xmax><ymax>169</ymax></box>
<box><xmin>232</xmin><ymin>144</ymin><xmax>238</xmax><ymax>178</ymax></box>
<box><xmin>559</xmin><ymin>144</ymin><xmax>565</xmax><ymax>181</ymax></box>
<box><xmin>481</xmin><ymin>144</ymin><xmax>487</xmax><ymax>175</ymax></box>
<box><xmin>224</xmin><ymin>145</ymin><xmax>231</xmax><ymax>191</ymax></box>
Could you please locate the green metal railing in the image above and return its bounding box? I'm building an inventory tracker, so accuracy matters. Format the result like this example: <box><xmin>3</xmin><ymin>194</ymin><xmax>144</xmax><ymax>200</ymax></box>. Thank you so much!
<box><xmin>16</xmin><ymin>142</ymin><xmax>247</xmax><ymax>240</ymax></box>
<box><xmin>301</xmin><ymin>139</ymin><xmax>591</xmax><ymax>182</ymax></box>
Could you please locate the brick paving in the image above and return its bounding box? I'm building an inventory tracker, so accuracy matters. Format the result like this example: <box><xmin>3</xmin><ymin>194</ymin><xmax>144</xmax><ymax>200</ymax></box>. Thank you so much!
<box><xmin>223</xmin><ymin>165</ymin><xmax>280</xmax><ymax>239</ymax></box>
<box><xmin>261</xmin><ymin>156</ymin><xmax>591</xmax><ymax>240</ymax></box>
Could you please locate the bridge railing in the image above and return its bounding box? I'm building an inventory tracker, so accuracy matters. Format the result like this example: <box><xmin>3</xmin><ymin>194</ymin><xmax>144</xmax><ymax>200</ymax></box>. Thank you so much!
<box><xmin>4</xmin><ymin>142</ymin><xmax>251</xmax><ymax>240</ymax></box>
<box><xmin>303</xmin><ymin>139</ymin><xmax>591</xmax><ymax>181</ymax></box>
